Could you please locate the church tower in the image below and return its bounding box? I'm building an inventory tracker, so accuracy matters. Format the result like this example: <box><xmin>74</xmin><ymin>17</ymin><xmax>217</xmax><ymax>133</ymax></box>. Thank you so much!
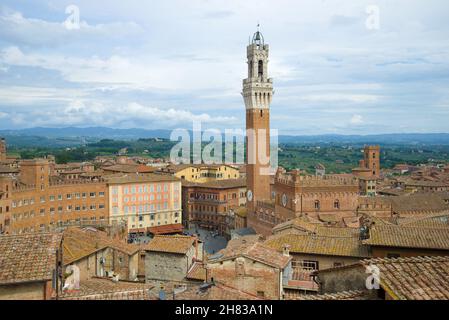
<box><xmin>243</xmin><ymin>28</ymin><xmax>273</xmax><ymax>214</ymax></box>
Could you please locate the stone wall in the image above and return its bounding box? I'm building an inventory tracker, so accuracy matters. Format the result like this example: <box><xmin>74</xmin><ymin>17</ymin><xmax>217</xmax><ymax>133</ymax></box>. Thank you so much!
<box><xmin>145</xmin><ymin>252</ymin><xmax>188</xmax><ymax>282</ymax></box>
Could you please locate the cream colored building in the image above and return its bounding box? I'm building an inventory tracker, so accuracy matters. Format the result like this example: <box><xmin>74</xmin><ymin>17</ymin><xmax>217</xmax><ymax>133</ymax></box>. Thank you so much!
<box><xmin>106</xmin><ymin>174</ymin><xmax>182</xmax><ymax>233</ymax></box>
<box><xmin>159</xmin><ymin>164</ymin><xmax>240</xmax><ymax>183</ymax></box>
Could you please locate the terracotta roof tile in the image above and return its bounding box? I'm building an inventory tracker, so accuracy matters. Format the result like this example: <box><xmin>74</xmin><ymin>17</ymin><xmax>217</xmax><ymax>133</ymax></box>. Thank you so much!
<box><xmin>0</xmin><ymin>233</ymin><xmax>62</xmax><ymax>284</ymax></box>
<box><xmin>362</xmin><ymin>256</ymin><xmax>449</xmax><ymax>300</ymax></box>
<box><xmin>60</xmin><ymin>278</ymin><xmax>153</xmax><ymax>300</ymax></box>
<box><xmin>211</xmin><ymin>240</ymin><xmax>291</xmax><ymax>269</ymax></box>
<box><xmin>285</xmin><ymin>290</ymin><xmax>371</xmax><ymax>300</ymax></box>
<box><xmin>265</xmin><ymin>232</ymin><xmax>370</xmax><ymax>258</ymax></box>
<box><xmin>63</xmin><ymin>227</ymin><xmax>139</xmax><ymax>265</ymax></box>
<box><xmin>145</xmin><ymin>235</ymin><xmax>198</xmax><ymax>255</ymax></box>
<box><xmin>363</xmin><ymin>224</ymin><xmax>449</xmax><ymax>250</ymax></box>
<box><xmin>186</xmin><ymin>262</ymin><xmax>207</xmax><ymax>281</ymax></box>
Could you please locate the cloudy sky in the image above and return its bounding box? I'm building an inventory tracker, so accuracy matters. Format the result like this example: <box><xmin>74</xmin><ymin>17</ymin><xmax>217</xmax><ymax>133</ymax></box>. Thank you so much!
<box><xmin>0</xmin><ymin>0</ymin><xmax>448</xmax><ymax>135</ymax></box>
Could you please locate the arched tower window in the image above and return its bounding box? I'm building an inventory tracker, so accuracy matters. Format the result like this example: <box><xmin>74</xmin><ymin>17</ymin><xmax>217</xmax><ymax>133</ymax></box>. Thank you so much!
<box><xmin>314</xmin><ymin>200</ymin><xmax>320</xmax><ymax>210</ymax></box>
<box><xmin>258</xmin><ymin>60</ymin><xmax>263</xmax><ymax>77</ymax></box>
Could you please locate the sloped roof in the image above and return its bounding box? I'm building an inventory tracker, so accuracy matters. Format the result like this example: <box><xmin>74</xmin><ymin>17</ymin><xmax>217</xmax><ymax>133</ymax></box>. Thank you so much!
<box><xmin>272</xmin><ymin>217</ymin><xmax>360</xmax><ymax>238</ymax></box>
<box><xmin>265</xmin><ymin>232</ymin><xmax>370</xmax><ymax>258</ymax></box>
<box><xmin>174</xmin><ymin>282</ymin><xmax>262</xmax><ymax>300</ymax></box>
<box><xmin>146</xmin><ymin>235</ymin><xmax>197</xmax><ymax>255</ymax></box>
<box><xmin>285</xmin><ymin>290</ymin><xmax>371</xmax><ymax>300</ymax></box>
<box><xmin>182</xmin><ymin>178</ymin><xmax>246</xmax><ymax>189</ymax></box>
<box><xmin>362</xmin><ymin>256</ymin><xmax>449</xmax><ymax>300</ymax></box>
<box><xmin>363</xmin><ymin>224</ymin><xmax>449</xmax><ymax>250</ymax></box>
<box><xmin>390</xmin><ymin>193</ymin><xmax>448</xmax><ymax>214</ymax></box>
<box><xmin>0</xmin><ymin>233</ymin><xmax>63</xmax><ymax>284</ymax></box>
<box><xmin>105</xmin><ymin>173</ymin><xmax>178</xmax><ymax>184</ymax></box>
<box><xmin>211</xmin><ymin>240</ymin><xmax>291</xmax><ymax>269</ymax></box>
<box><xmin>60</xmin><ymin>277</ymin><xmax>153</xmax><ymax>300</ymax></box>
<box><xmin>396</xmin><ymin>213</ymin><xmax>449</xmax><ymax>229</ymax></box>
<box><xmin>63</xmin><ymin>227</ymin><xmax>139</xmax><ymax>265</ymax></box>
<box><xmin>186</xmin><ymin>262</ymin><xmax>207</xmax><ymax>281</ymax></box>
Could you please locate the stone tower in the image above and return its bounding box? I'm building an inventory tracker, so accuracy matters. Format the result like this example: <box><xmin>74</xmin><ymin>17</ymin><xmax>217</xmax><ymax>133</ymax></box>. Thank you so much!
<box><xmin>243</xmin><ymin>28</ymin><xmax>273</xmax><ymax>213</ymax></box>
<box><xmin>364</xmin><ymin>145</ymin><xmax>380</xmax><ymax>178</ymax></box>
<box><xmin>0</xmin><ymin>138</ymin><xmax>6</xmax><ymax>161</ymax></box>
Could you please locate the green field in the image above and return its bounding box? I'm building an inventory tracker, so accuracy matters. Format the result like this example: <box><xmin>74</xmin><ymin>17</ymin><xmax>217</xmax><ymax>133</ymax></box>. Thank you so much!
<box><xmin>7</xmin><ymin>139</ymin><xmax>449</xmax><ymax>173</ymax></box>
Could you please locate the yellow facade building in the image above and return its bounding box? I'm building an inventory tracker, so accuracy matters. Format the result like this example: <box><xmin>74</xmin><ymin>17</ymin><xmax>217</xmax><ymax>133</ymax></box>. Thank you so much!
<box><xmin>106</xmin><ymin>174</ymin><xmax>182</xmax><ymax>233</ymax></box>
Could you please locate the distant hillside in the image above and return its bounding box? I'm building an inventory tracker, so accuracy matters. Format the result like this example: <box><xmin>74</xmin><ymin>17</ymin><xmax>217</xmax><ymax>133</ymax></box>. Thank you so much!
<box><xmin>1</xmin><ymin>127</ymin><xmax>449</xmax><ymax>147</ymax></box>
<box><xmin>280</xmin><ymin>133</ymin><xmax>449</xmax><ymax>145</ymax></box>
<box><xmin>0</xmin><ymin>127</ymin><xmax>172</xmax><ymax>140</ymax></box>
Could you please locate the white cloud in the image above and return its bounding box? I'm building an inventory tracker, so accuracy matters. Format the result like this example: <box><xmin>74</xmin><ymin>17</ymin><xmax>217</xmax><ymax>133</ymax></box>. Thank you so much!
<box><xmin>350</xmin><ymin>114</ymin><xmax>364</xmax><ymax>125</ymax></box>
<box><xmin>0</xmin><ymin>8</ymin><xmax>144</xmax><ymax>46</ymax></box>
<box><xmin>301</xmin><ymin>94</ymin><xmax>380</xmax><ymax>103</ymax></box>
<box><xmin>0</xmin><ymin>98</ymin><xmax>237</xmax><ymax>129</ymax></box>
<box><xmin>0</xmin><ymin>0</ymin><xmax>448</xmax><ymax>134</ymax></box>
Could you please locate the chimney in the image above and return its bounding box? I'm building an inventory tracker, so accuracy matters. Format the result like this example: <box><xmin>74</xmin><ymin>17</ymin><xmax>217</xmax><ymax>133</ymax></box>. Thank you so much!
<box><xmin>282</xmin><ymin>244</ymin><xmax>290</xmax><ymax>257</ymax></box>
<box><xmin>194</xmin><ymin>236</ymin><xmax>199</xmax><ymax>260</ymax></box>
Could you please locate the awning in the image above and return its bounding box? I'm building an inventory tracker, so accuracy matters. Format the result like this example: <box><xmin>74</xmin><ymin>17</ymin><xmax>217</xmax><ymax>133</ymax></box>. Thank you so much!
<box><xmin>147</xmin><ymin>223</ymin><xmax>183</xmax><ymax>235</ymax></box>
<box><xmin>129</xmin><ymin>228</ymin><xmax>146</xmax><ymax>234</ymax></box>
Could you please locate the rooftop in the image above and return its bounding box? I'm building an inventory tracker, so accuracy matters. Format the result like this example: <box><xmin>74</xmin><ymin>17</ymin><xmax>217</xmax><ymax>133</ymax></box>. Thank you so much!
<box><xmin>145</xmin><ymin>235</ymin><xmax>198</xmax><ymax>255</ymax></box>
<box><xmin>265</xmin><ymin>232</ymin><xmax>370</xmax><ymax>258</ymax></box>
<box><xmin>63</xmin><ymin>227</ymin><xmax>139</xmax><ymax>265</ymax></box>
<box><xmin>210</xmin><ymin>240</ymin><xmax>291</xmax><ymax>269</ymax></box>
<box><xmin>0</xmin><ymin>233</ymin><xmax>63</xmax><ymax>285</ymax></box>
<box><xmin>363</xmin><ymin>224</ymin><xmax>449</xmax><ymax>250</ymax></box>
<box><xmin>362</xmin><ymin>256</ymin><xmax>449</xmax><ymax>300</ymax></box>
<box><xmin>182</xmin><ymin>178</ymin><xmax>246</xmax><ymax>189</ymax></box>
<box><xmin>60</xmin><ymin>277</ymin><xmax>153</xmax><ymax>300</ymax></box>
<box><xmin>105</xmin><ymin>173</ymin><xmax>179</xmax><ymax>184</ymax></box>
<box><xmin>285</xmin><ymin>290</ymin><xmax>371</xmax><ymax>300</ymax></box>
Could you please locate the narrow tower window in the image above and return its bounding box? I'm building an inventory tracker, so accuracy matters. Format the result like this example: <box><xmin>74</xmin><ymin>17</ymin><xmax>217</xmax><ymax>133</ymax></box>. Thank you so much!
<box><xmin>258</xmin><ymin>60</ymin><xmax>263</xmax><ymax>77</ymax></box>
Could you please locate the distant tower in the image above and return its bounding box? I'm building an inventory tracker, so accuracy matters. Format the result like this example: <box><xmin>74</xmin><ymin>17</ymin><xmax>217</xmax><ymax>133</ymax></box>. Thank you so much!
<box><xmin>0</xmin><ymin>138</ymin><xmax>6</xmax><ymax>161</ymax></box>
<box><xmin>364</xmin><ymin>146</ymin><xmax>380</xmax><ymax>178</ymax></box>
<box><xmin>19</xmin><ymin>159</ymin><xmax>50</xmax><ymax>191</ymax></box>
<box><xmin>243</xmin><ymin>27</ymin><xmax>273</xmax><ymax>213</ymax></box>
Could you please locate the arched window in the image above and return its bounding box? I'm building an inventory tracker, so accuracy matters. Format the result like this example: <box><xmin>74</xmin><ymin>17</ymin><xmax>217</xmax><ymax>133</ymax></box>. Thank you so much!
<box><xmin>258</xmin><ymin>60</ymin><xmax>263</xmax><ymax>77</ymax></box>
<box><xmin>314</xmin><ymin>200</ymin><xmax>320</xmax><ymax>210</ymax></box>
<box><xmin>334</xmin><ymin>200</ymin><xmax>340</xmax><ymax>209</ymax></box>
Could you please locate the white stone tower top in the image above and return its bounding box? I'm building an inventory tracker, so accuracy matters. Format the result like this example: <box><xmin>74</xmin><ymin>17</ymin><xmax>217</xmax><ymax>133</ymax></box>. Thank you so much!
<box><xmin>242</xmin><ymin>28</ymin><xmax>274</xmax><ymax>110</ymax></box>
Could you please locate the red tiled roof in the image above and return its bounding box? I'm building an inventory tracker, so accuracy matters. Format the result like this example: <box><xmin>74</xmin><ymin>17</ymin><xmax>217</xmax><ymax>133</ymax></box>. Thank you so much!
<box><xmin>362</xmin><ymin>256</ymin><xmax>449</xmax><ymax>300</ymax></box>
<box><xmin>0</xmin><ymin>233</ymin><xmax>63</xmax><ymax>284</ymax></box>
<box><xmin>146</xmin><ymin>235</ymin><xmax>198</xmax><ymax>255</ymax></box>
<box><xmin>186</xmin><ymin>262</ymin><xmax>207</xmax><ymax>281</ymax></box>
<box><xmin>60</xmin><ymin>278</ymin><xmax>153</xmax><ymax>300</ymax></box>
<box><xmin>147</xmin><ymin>224</ymin><xmax>183</xmax><ymax>235</ymax></box>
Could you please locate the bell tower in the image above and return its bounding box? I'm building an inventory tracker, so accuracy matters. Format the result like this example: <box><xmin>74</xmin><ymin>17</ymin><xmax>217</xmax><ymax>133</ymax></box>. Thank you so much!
<box><xmin>243</xmin><ymin>28</ymin><xmax>273</xmax><ymax>214</ymax></box>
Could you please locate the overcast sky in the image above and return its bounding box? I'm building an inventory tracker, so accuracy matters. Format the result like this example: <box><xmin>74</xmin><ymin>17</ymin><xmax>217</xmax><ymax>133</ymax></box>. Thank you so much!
<box><xmin>0</xmin><ymin>0</ymin><xmax>448</xmax><ymax>135</ymax></box>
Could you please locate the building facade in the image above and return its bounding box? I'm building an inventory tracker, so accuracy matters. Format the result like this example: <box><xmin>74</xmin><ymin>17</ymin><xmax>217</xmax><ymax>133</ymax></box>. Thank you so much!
<box><xmin>250</xmin><ymin>168</ymin><xmax>360</xmax><ymax>236</ymax></box>
<box><xmin>5</xmin><ymin>159</ymin><xmax>109</xmax><ymax>235</ymax></box>
<box><xmin>107</xmin><ymin>174</ymin><xmax>182</xmax><ymax>233</ymax></box>
<box><xmin>182</xmin><ymin>178</ymin><xmax>246</xmax><ymax>235</ymax></box>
